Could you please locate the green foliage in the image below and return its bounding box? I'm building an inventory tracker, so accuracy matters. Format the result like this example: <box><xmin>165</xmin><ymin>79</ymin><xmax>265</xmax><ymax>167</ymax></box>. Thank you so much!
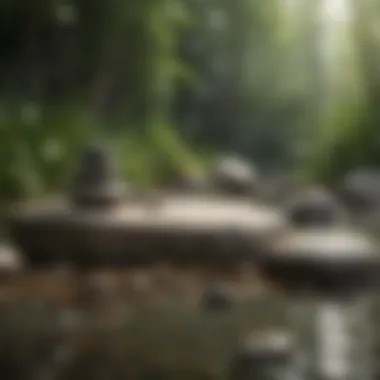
<box><xmin>302</xmin><ymin>0</ymin><xmax>380</xmax><ymax>183</ymax></box>
<box><xmin>113</xmin><ymin>123</ymin><xmax>211</xmax><ymax>188</ymax></box>
<box><xmin>0</xmin><ymin>102</ymin><xmax>100</xmax><ymax>202</ymax></box>
<box><xmin>300</xmin><ymin>103</ymin><xmax>367</xmax><ymax>184</ymax></box>
<box><xmin>0</xmin><ymin>102</ymin><xmax>210</xmax><ymax>204</ymax></box>
<box><xmin>3</xmin><ymin>0</ymin><xmax>380</xmax><ymax>198</ymax></box>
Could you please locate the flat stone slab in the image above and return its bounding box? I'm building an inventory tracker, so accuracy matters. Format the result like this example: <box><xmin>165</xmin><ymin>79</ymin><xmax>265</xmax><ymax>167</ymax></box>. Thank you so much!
<box><xmin>260</xmin><ymin>227</ymin><xmax>380</xmax><ymax>296</ymax></box>
<box><xmin>10</xmin><ymin>195</ymin><xmax>286</xmax><ymax>268</ymax></box>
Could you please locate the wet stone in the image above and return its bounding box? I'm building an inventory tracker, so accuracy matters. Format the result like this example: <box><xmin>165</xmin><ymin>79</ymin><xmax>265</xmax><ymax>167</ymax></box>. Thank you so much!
<box><xmin>10</xmin><ymin>193</ymin><xmax>286</xmax><ymax>268</ymax></box>
<box><xmin>261</xmin><ymin>227</ymin><xmax>380</xmax><ymax>297</ymax></box>
<box><xmin>200</xmin><ymin>283</ymin><xmax>235</xmax><ymax>312</ymax></box>
<box><xmin>341</xmin><ymin>169</ymin><xmax>380</xmax><ymax>214</ymax></box>
<box><xmin>70</xmin><ymin>143</ymin><xmax>126</xmax><ymax>208</ymax></box>
<box><xmin>229</xmin><ymin>330</ymin><xmax>295</xmax><ymax>380</ymax></box>
<box><xmin>285</xmin><ymin>186</ymin><xmax>345</xmax><ymax>228</ymax></box>
<box><xmin>211</xmin><ymin>156</ymin><xmax>258</xmax><ymax>196</ymax></box>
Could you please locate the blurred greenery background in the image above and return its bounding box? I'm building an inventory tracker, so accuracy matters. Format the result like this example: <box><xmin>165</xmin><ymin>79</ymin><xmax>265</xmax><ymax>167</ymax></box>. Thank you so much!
<box><xmin>1</xmin><ymin>2</ymin><xmax>380</xmax><ymax>376</ymax></box>
<box><xmin>1</xmin><ymin>0</ymin><xmax>380</xmax><ymax>204</ymax></box>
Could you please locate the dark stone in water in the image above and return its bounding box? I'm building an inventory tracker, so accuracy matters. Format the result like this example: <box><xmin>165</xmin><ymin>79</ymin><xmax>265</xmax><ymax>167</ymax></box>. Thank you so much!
<box><xmin>285</xmin><ymin>186</ymin><xmax>344</xmax><ymax>228</ymax></box>
<box><xmin>201</xmin><ymin>283</ymin><xmax>234</xmax><ymax>312</ymax></box>
<box><xmin>229</xmin><ymin>330</ymin><xmax>295</xmax><ymax>380</ymax></box>
<box><xmin>340</xmin><ymin>170</ymin><xmax>380</xmax><ymax>215</ymax></box>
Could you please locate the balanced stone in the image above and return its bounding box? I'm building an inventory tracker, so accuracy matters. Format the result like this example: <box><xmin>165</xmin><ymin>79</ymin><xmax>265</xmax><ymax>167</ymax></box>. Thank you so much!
<box><xmin>285</xmin><ymin>186</ymin><xmax>345</xmax><ymax>227</ymax></box>
<box><xmin>70</xmin><ymin>143</ymin><xmax>126</xmax><ymax>208</ymax></box>
<box><xmin>211</xmin><ymin>156</ymin><xmax>257</xmax><ymax>196</ymax></box>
